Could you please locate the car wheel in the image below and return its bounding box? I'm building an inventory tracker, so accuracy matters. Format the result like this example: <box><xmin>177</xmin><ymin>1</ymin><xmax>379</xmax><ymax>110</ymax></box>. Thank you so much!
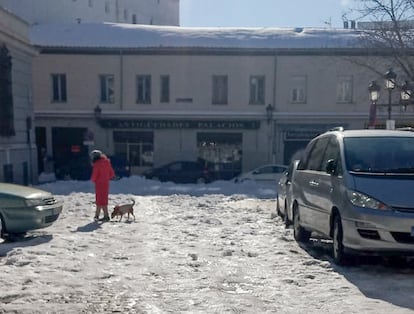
<box><xmin>293</xmin><ymin>204</ymin><xmax>310</xmax><ymax>243</ymax></box>
<box><xmin>276</xmin><ymin>197</ymin><xmax>282</xmax><ymax>217</ymax></box>
<box><xmin>0</xmin><ymin>214</ymin><xmax>4</xmax><ymax>239</ymax></box>
<box><xmin>283</xmin><ymin>201</ymin><xmax>290</xmax><ymax>228</ymax></box>
<box><xmin>332</xmin><ymin>214</ymin><xmax>349</xmax><ymax>265</ymax></box>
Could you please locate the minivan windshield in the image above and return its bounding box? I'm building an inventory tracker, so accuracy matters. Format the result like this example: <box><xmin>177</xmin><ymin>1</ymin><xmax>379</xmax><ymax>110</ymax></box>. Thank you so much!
<box><xmin>344</xmin><ymin>136</ymin><xmax>414</xmax><ymax>173</ymax></box>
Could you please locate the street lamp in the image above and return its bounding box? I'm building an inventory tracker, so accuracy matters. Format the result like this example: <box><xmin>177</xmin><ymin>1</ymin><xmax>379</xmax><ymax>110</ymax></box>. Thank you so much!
<box><xmin>368</xmin><ymin>80</ymin><xmax>380</xmax><ymax>128</ymax></box>
<box><xmin>400</xmin><ymin>80</ymin><xmax>412</xmax><ymax>108</ymax></box>
<box><xmin>265</xmin><ymin>104</ymin><xmax>274</xmax><ymax>124</ymax></box>
<box><xmin>368</xmin><ymin>69</ymin><xmax>413</xmax><ymax>129</ymax></box>
<box><xmin>384</xmin><ymin>68</ymin><xmax>397</xmax><ymax>120</ymax></box>
<box><xmin>94</xmin><ymin>105</ymin><xmax>102</xmax><ymax>121</ymax></box>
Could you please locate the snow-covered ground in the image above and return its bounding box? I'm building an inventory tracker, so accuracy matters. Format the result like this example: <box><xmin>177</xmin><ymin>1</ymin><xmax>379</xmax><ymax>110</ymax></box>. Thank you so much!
<box><xmin>0</xmin><ymin>176</ymin><xmax>413</xmax><ymax>313</ymax></box>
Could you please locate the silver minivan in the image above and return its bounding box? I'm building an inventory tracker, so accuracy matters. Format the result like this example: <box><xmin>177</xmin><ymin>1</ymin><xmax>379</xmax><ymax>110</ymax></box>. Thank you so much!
<box><xmin>292</xmin><ymin>128</ymin><xmax>414</xmax><ymax>265</ymax></box>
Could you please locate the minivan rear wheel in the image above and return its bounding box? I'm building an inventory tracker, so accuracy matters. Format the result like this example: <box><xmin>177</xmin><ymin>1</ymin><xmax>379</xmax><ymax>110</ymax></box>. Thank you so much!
<box><xmin>293</xmin><ymin>205</ymin><xmax>310</xmax><ymax>243</ymax></box>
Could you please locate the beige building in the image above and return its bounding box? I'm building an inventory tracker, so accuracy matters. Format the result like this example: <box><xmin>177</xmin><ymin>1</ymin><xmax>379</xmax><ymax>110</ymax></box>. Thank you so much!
<box><xmin>0</xmin><ymin>0</ymin><xmax>179</xmax><ymax>26</ymax></box>
<box><xmin>0</xmin><ymin>7</ymin><xmax>37</xmax><ymax>184</ymax></box>
<box><xmin>31</xmin><ymin>24</ymin><xmax>414</xmax><ymax>179</ymax></box>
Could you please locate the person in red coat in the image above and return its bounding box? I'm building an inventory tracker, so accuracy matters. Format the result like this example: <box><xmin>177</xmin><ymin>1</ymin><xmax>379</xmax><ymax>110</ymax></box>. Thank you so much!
<box><xmin>90</xmin><ymin>150</ymin><xmax>115</xmax><ymax>222</ymax></box>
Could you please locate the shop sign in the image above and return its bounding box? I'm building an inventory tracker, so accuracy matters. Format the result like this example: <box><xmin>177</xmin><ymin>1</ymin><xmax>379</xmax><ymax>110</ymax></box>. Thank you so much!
<box><xmin>99</xmin><ymin>119</ymin><xmax>260</xmax><ymax>130</ymax></box>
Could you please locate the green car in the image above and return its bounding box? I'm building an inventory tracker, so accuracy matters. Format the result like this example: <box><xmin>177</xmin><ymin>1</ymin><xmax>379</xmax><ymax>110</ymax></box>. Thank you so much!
<box><xmin>0</xmin><ymin>183</ymin><xmax>63</xmax><ymax>240</ymax></box>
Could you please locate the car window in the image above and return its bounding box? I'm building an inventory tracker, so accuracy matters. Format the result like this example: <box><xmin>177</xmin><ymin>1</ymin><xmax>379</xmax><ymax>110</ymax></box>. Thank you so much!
<box><xmin>273</xmin><ymin>166</ymin><xmax>287</xmax><ymax>173</ymax></box>
<box><xmin>344</xmin><ymin>136</ymin><xmax>414</xmax><ymax>172</ymax></box>
<box><xmin>169</xmin><ymin>163</ymin><xmax>183</xmax><ymax>171</ymax></box>
<box><xmin>255</xmin><ymin>166</ymin><xmax>272</xmax><ymax>174</ymax></box>
<box><xmin>321</xmin><ymin>136</ymin><xmax>342</xmax><ymax>175</ymax></box>
<box><xmin>305</xmin><ymin>137</ymin><xmax>330</xmax><ymax>171</ymax></box>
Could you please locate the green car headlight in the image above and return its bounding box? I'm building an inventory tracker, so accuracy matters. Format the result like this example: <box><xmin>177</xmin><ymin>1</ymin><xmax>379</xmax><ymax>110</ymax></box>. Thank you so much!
<box><xmin>347</xmin><ymin>190</ymin><xmax>390</xmax><ymax>211</ymax></box>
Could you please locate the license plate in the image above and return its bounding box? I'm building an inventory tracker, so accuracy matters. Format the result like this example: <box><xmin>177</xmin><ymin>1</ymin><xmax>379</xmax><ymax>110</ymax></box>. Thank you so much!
<box><xmin>411</xmin><ymin>227</ymin><xmax>414</xmax><ymax>237</ymax></box>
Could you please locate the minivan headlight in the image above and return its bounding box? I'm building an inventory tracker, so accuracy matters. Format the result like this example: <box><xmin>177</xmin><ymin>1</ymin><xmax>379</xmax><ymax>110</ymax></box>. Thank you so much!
<box><xmin>25</xmin><ymin>198</ymin><xmax>45</xmax><ymax>207</ymax></box>
<box><xmin>347</xmin><ymin>190</ymin><xmax>390</xmax><ymax>211</ymax></box>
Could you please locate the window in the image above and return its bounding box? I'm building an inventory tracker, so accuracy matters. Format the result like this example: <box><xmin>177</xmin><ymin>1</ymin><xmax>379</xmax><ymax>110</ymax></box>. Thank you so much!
<box><xmin>249</xmin><ymin>75</ymin><xmax>265</xmax><ymax>105</ymax></box>
<box><xmin>290</xmin><ymin>75</ymin><xmax>307</xmax><ymax>103</ymax></box>
<box><xmin>136</xmin><ymin>75</ymin><xmax>151</xmax><ymax>104</ymax></box>
<box><xmin>51</xmin><ymin>74</ymin><xmax>67</xmax><ymax>102</ymax></box>
<box><xmin>0</xmin><ymin>45</ymin><xmax>15</xmax><ymax>136</ymax></box>
<box><xmin>305</xmin><ymin>137</ymin><xmax>329</xmax><ymax>171</ymax></box>
<box><xmin>212</xmin><ymin>75</ymin><xmax>228</xmax><ymax>105</ymax></box>
<box><xmin>336</xmin><ymin>75</ymin><xmax>353</xmax><ymax>103</ymax></box>
<box><xmin>160</xmin><ymin>75</ymin><xmax>170</xmax><ymax>103</ymax></box>
<box><xmin>88</xmin><ymin>0</ymin><xmax>93</xmax><ymax>7</ymax></box>
<box><xmin>99</xmin><ymin>74</ymin><xmax>114</xmax><ymax>103</ymax></box>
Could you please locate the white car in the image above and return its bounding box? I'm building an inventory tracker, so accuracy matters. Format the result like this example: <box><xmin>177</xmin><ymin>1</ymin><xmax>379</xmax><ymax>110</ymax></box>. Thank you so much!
<box><xmin>235</xmin><ymin>164</ymin><xmax>287</xmax><ymax>185</ymax></box>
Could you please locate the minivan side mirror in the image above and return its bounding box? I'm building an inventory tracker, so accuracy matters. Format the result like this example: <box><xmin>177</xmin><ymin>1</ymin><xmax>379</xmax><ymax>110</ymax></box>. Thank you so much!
<box><xmin>326</xmin><ymin>159</ymin><xmax>337</xmax><ymax>175</ymax></box>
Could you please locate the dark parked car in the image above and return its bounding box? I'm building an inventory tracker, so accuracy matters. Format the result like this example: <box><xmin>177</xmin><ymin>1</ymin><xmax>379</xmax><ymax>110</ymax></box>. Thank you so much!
<box><xmin>109</xmin><ymin>155</ymin><xmax>131</xmax><ymax>179</ymax></box>
<box><xmin>142</xmin><ymin>161</ymin><xmax>210</xmax><ymax>183</ymax></box>
<box><xmin>0</xmin><ymin>183</ymin><xmax>63</xmax><ymax>240</ymax></box>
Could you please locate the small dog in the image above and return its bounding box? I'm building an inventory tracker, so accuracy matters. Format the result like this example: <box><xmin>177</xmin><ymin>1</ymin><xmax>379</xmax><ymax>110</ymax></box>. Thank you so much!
<box><xmin>111</xmin><ymin>199</ymin><xmax>136</xmax><ymax>222</ymax></box>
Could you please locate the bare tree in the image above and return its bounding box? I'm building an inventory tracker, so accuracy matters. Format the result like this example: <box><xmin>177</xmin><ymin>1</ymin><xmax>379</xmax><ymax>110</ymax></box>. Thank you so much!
<box><xmin>350</xmin><ymin>0</ymin><xmax>414</xmax><ymax>81</ymax></box>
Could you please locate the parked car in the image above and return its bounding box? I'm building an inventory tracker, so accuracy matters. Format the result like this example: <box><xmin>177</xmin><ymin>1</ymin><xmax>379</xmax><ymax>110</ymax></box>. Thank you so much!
<box><xmin>291</xmin><ymin>128</ymin><xmax>414</xmax><ymax>265</ymax></box>
<box><xmin>234</xmin><ymin>164</ymin><xmax>287</xmax><ymax>185</ymax></box>
<box><xmin>276</xmin><ymin>159</ymin><xmax>300</xmax><ymax>227</ymax></box>
<box><xmin>109</xmin><ymin>155</ymin><xmax>131</xmax><ymax>179</ymax></box>
<box><xmin>142</xmin><ymin>161</ymin><xmax>210</xmax><ymax>184</ymax></box>
<box><xmin>0</xmin><ymin>183</ymin><xmax>63</xmax><ymax>240</ymax></box>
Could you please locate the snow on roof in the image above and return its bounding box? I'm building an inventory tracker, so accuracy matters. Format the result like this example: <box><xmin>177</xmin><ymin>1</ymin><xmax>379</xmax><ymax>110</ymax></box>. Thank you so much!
<box><xmin>30</xmin><ymin>22</ymin><xmax>363</xmax><ymax>50</ymax></box>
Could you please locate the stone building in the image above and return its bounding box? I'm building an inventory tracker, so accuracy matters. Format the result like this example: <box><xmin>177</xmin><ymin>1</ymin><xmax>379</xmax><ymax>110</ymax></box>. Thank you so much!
<box><xmin>0</xmin><ymin>7</ymin><xmax>37</xmax><ymax>183</ymax></box>
<box><xmin>31</xmin><ymin>24</ymin><xmax>414</xmax><ymax>179</ymax></box>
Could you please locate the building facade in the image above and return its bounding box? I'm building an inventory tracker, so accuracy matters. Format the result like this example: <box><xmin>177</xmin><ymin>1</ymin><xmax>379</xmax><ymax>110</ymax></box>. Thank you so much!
<box><xmin>0</xmin><ymin>8</ymin><xmax>37</xmax><ymax>184</ymax></box>
<box><xmin>0</xmin><ymin>0</ymin><xmax>179</xmax><ymax>26</ymax></box>
<box><xmin>31</xmin><ymin>24</ymin><xmax>414</xmax><ymax>179</ymax></box>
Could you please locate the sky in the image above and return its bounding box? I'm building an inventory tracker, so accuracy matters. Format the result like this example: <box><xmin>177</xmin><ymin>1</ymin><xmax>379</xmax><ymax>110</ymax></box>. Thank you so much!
<box><xmin>0</xmin><ymin>177</ymin><xmax>413</xmax><ymax>312</ymax></box>
<box><xmin>180</xmin><ymin>0</ymin><xmax>356</xmax><ymax>28</ymax></box>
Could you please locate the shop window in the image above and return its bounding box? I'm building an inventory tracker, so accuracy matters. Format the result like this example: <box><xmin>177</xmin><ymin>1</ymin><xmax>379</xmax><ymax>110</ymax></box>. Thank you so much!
<box><xmin>212</xmin><ymin>75</ymin><xmax>228</xmax><ymax>105</ymax></box>
<box><xmin>0</xmin><ymin>45</ymin><xmax>15</xmax><ymax>137</ymax></box>
<box><xmin>197</xmin><ymin>132</ymin><xmax>242</xmax><ymax>180</ymax></box>
<box><xmin>136</xmin><ymin>75</ymin><xmax>151</xmax><ymax>104</ymax></box>
<box><xmin>114</xmin><ymin>131</ymin><xmax>154</xmax><ymax>168</ymax></box>
<box><xmin>99</xmin><ymin>74</ymin><xmax>115</xmax><ymax>103</ymax></box>
<box><xmin>249</xmin><ymin>75</ymin><xmax>265</xmax><ymax>105</ymax></box>
<box><xmin>51</xmin><ymin>73</ymin><xmax>67</xmax><ymax>102</ymax></box>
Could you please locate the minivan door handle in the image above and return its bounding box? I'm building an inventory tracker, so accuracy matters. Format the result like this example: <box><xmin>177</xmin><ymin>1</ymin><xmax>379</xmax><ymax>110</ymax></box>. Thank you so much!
<box><xmin>309</xmin><ymin>180</ymin><xmax>319</xmax><ymax>187</ymax></box>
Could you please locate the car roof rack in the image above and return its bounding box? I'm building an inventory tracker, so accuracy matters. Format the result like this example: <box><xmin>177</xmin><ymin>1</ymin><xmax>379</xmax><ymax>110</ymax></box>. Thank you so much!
<box><xmin>328</xmin><ymin>126</ymin><xmax>344</xmax><ymax>132</ymax></box>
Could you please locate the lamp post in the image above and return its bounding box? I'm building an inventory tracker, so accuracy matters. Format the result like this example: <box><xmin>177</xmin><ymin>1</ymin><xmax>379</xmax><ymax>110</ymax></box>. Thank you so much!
<box><xmin>266</xmin><ymin>104</ymin><xmax>274</xmax><ymax>124</ymax></box>
<box><xmin>265</xmin><ymin>104</ymin><xmax>275</xmax><ymax>162</ymax></box>
<box><xmin>384</xmin><ymin>68</ymin><xmax>397</xmax><ymax>121</ymax></box>
<box><xmin>368</xmin><ymin>69</ymin><xmax>412</xmax><ymax>129</ymax></box>
<box><xmin>368</xmin><ymin>80</ymin><xmax>380</xmax><ymax>128</ymax></box>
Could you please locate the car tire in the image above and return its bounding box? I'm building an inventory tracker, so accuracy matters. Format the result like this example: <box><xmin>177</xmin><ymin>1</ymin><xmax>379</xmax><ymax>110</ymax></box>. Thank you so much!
<box><xmin>293</xmin><ymin>205</ymin><xmax>310</xmax><ymax>243</ymax></box>
<box><xmin>283</xmin><ymin>201</ymin><xmax>290</xmax><ymax>228</ymax></box>
<box><xmin>0</xmin><ymin>213</ymin><xmax>4</xmax><ymax>239</ymax></box>
<box><xmin>332</xmin><ymin>214</ymin><xmax>349</xmax><ymax>265</ymax></box>
<box><xmin>276</xmin><ymin>197</ymin><xmax>282</xmax><ymax>217</ymax></box>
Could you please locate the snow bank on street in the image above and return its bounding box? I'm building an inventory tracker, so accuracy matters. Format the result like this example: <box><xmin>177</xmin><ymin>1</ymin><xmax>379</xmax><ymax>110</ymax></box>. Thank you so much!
<box><xmin>0</xmin><ymin>177</ymin><xmax>413</xmax><ymax>313</ymax></box>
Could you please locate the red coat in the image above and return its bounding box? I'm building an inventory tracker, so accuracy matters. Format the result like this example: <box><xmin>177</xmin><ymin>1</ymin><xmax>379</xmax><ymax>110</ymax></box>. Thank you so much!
<box><xmin>91</xmin><ymin>156</ymin><xmax>115</xmax><ymax>206</ymax></box>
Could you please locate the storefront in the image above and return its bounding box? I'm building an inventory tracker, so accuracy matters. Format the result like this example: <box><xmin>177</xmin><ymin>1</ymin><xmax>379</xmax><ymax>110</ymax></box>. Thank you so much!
<box><xmin>98</xmin><ymin>118</ymin><xmax>261</xmax><ymax>177</ymax></box>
